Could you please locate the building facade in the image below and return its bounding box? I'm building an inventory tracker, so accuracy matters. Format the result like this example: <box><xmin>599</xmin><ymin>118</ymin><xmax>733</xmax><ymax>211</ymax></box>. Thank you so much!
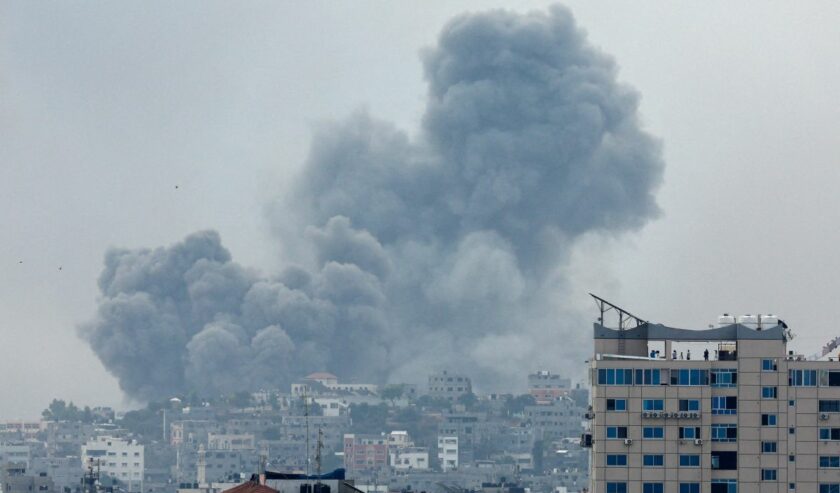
<box><xmin>587</xmin><ymin>310</ymin><xmax>840</xmax><ymax>493</ymax></box>
<box><xmin>428</xmin><ymin>371</ymin><xmax>473</xmax><ymax>401</ymax></box>
<box><xmin>81</xmin><ymin>436</ymin><xmax>144</xmax><ymax>491</ymax></box>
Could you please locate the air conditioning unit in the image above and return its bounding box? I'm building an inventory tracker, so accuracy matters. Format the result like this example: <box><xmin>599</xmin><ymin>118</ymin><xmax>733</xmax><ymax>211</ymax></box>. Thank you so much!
<box><xmin>690</xmin><ymin>412</ymin><xmax>700</xmax><ymax>419</ymax></box>
<box><xmin>664</xmin><ymin>412</ymin><xmax>672</xmax><ymax>418</ymax></box>
<box><xmin>821</xmin><ymin>413</ymin><xmax>830</xmax><ymax>420</ymax></box>
<box><xmin>694</xmin><ymin>439</ymin><xmax>703</xmax><ymax>445</ymax></box>
<box><xmin>678</xmin><ymin>412</ymin><xmax>688</xmax><ymax>419</ymax></box>
<box><xmin>584</xmin><ymin>412</ymin><xmax>595</xmax><ymax>419</ymax></box>
<box><xmin>642</xmin><ymin>412</ymin><xmax>652</xmax><ymax>418</ymax></box>
<box><xmin>624</xmin><ymin>438</ymin><xmax>633</xmax><ymax>446</ymax></box>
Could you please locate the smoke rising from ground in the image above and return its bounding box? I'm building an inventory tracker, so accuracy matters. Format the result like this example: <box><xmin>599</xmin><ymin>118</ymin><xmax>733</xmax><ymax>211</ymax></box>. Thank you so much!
<box><xmin>80</xmin><ymin>5</ymin><xmax>663</xmax><ymax>401</ymax></box>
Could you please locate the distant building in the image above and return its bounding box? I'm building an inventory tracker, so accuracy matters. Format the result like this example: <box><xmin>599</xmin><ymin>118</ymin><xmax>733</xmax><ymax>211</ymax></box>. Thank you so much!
<box><xmin>0</xmin><ymin>443</ymin><xmax>31</xmax><ymax>468</ymax></box>
<box><xmin>292</xmin><ymin>373</ymin><xmax>378</xmax><ymax>397</ymax></box>
<box><xmin>343</xmin><ymin>434</ymin><xmax>388</xmax><ymax>475</ymax></box>
<box><xmin>206</xmin><ymin>434</ymin><xmax>255</xmax><ymax>451</ymax></box>
<box><xmin>427</xmin><ymin>371</ymin><xmax>472</xmax><ymax>401</ymax></box>
<box><xmin>437</xmin><ymin>436</ymin><xmax>458</xmax><ymax>472</ymax></box>
<box><xmin>30</xmin><ymin>457</ymin><xmax>81</xmax><ymax>493</ymax></box>
<box><xmin>527</xmin><ymin>370</ymin><xmax>571</xmax><ymax>404</ymax></box>
<box><xmin>44</xmin><ymin>421</ymin><xmax>95</xmax><ymax>457</ymax></box>
<box><xmin>524</xmin><ymin>397</ymin><xmax>583</xmax><ymax>441</ymax></box>
<box><xmin>0</xmin><ymin>463</ymin><xmax>54</xmax><ymax>493</ymax></box>
<box><xmin>389</xmin><ymin>447</ymin><xmax>429</xmax><ymax>471</ymax></box>
<box><xmin>80</xmin><ymin>436</ymin><xmax>143</xmax><ymax>491</ymax></box>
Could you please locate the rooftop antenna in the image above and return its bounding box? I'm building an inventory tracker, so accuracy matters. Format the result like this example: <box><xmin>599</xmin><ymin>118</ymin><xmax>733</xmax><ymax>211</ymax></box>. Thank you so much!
<box><xmin>303</xmin><ymin>388</ymin><xmax>311</xmax><ymax>476</ymax></box>
<box><xmin>315</xmin><ymin>427</ymin><xmax>323</xmax><ymax>484</ymax></box>
<box><xmin>590</xmin><ymin>293</ymin><xmax>647</xmax><ymax>354</ymax></box>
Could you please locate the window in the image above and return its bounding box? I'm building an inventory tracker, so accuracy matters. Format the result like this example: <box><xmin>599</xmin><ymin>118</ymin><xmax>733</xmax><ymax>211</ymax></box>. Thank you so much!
<box><xmin>790</xmin><ymin>485</ymin><xmax>796</xmax><ymax>491</ymax></box>
<box><xmin>790</xmin><ymin>427</ymin><xmax>796</xmax><ymax>434</ymax></box>
<box><xmin>790</xmin><ymin>400</ymin><xmax>796</xmax><ymax>407</ymax></box>
<box><xmin>679</xmin><ymin>399</ymin><xmax>700</xmax><ymax>411</ymax></box>
<box><xmin>680</xmin><ymin>454</ymin><xmax>700</xmax><ymax>467</ymax></box>
<box><xmin>598</xmin><ymin>369</ymin><xmax>634</xmax><ymax>385</ymax></box>
<box><xmin>606</xmin><ymin>399</ymin><xmax>627</xmax><ymax>412</ymax></box>
<box><xmin>821</xmin><ymin>486</ymin><xmax>840</xmax><ymax>493</ymax></box>
<box><xmin>606</xmin><ymin>427</ymin><xmax>628</xmax><ymax>439</ymax></box>
<box><xmin>670</xmin><ymin>369</ymin><xmax>709</xmax><ymax>386</ymax></box>
<box><xmin>762</xmin><ymin>386</ymin><xmax>778</xmax><ymax>399</ymax></box>
<box><xmin>824</xmin><ymin>370</ymin><xmax>840</xmax><ymax>387</ymax></box>
<box><xmin>790</xmin><ymin>455</ymin><xmax>796</xmax><ymax>462</ymax></box>
<box><xmin>644</xmin><ymin>484</ymin><xmax>663</xmax><ymax>493</ymax></box>
<box><xmin>820</xmin><ymin>456</ymin><xmax>840</xmax><ymax>468</ymax></box>
<box><xmin>763</xmin><ymin>441</ymin><xmax>778</xmax><ymax>453</ymax></box>
<box><xmin>712</xmin><ymin>480</ymin><xmax>737</xmax><ymax>493</ymax></box>
<box><xmin>643</xmin><ymin>427</ymin><xmax>664</xmax><ymax>439</ymax></box>
<box><xmin>634</xmin><ymin>369</ymin><xmax>662</xmax><ymax>385</ymax></box>
<box><xmin>712</xmin><ymin>424</ymin><xmax>737</xmax><ymax>442</ymax></box>
<box><xmin>712</xmin><ymin>396</ymin><xmax>738</xmax><ymax>414</ymax></box>
<box><xmin>763</xmin><ymin>469</ymin><xmax>778</xmax><ymax>481</ymax></box>
<box><xmin>789</xmin><ymin>369</ymin><xmax>817</xmax><ymax>386</ymax></box>
<box><xmin>822</xmin><ymin>428</ymin><xmax>840</xmax><ymax>440</ymax></box>
<box><xmin>679</xmin><ymin>426</ymin><xmax>701</xmax><ymax>439</ymax></box>
<box><xmin>763</xmin><ymin>359</ymin><xmax>776</xmax><ymax>371</ymax></box>
<box><xmin>712</xmin><ymin>451</ymin><xmax>737</xmax><ymax>470</ymax></box>
<box><xmin>643</xmin><ymin>454</ymin><xmax>664</xmax><ymax>467</ymax></box>
<box><xmin>607</xmin><ymin>483</ymin><xmax>627</xmax><ymax>493</ymax></box>
<box><xmin>710</xmin><ymin>369</ymin><xmax>737</xmax><ymax>387</ymax></box>
<box><xmin>680</xmin><ymin>484</ymin><xmax>700</xmax><ymax>493</ymax></box>
<box><xmin>643</xmin><ymin>399</ymin><xmax>664</xmax><ymax>411</ymax></box>
<box><xmin>762</xmin><ymin>414</ymin><xmax>777</xmax><ymax>426</ymax></box>
<box><xmin>607</xmin><ymin>454</ymin><xmax>627</xmax><ymax>466</ymax></box>
<box><xmin>821</xmin><ymin>400</ymin><xmax>840</xmax><ymax>413</ymax></box>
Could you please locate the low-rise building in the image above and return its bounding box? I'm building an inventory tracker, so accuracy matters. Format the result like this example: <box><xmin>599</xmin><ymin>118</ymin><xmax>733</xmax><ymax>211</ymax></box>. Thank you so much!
<box><xmin>427</xmin><ymin>371</ymin><xmax>472</xmax><ymax>401</ymax></box>
<box><xmin>343</xmin><ymin>434</ymin><xmax>388</xmax><ymax>475</ymax></box>
<box><xmin>437</xmin><ymin>436</ymin><xmax>458</xmax><ymax>472</ymax></box>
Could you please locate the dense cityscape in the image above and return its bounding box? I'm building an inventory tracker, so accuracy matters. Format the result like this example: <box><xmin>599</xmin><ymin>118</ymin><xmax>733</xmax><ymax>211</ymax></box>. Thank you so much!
<box><xmin>0</xmin><ymin>370</ymin><xmax>589</xmax><ymax>493</ymax></box>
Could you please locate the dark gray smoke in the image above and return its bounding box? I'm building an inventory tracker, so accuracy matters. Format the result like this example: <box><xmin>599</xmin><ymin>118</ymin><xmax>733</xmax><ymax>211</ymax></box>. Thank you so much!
<box><xmin>80</xmin><ymin>5</ymin><xmax>663</xmax><ymax>401</ymax></box>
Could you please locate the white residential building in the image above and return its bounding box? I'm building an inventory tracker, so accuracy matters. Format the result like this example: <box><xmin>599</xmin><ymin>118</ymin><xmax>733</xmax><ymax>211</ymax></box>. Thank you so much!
<box><xmin>0</xmin><ymin>443</ymin><xmax>31</xmax><ymax>468</ymax></box>
<box><xmin>81</xmin><ymin>436</ymin><xmax>143</xmax><ymax>492</ymax></box>
<box><xmin>437</xmin><ymin>436</ymin><xmax>458</xmax><ymax>472</ymax></box>
<box><xmin>389</xmin><ymin>447</ymin><xmax>429</xmax><ymax>470</ymax></box>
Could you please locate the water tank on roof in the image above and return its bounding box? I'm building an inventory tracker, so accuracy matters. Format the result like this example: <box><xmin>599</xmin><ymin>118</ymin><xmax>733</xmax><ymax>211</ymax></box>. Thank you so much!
<box><xmin>717</xmin><ymin>314</ymin><xmax>736</xmax><ymax>327</ymax></box>
<box><xmin>760</xmin><ymin>314</ymin><xmax>779</xmax><ymax>328</ymax></box>
<box><xmin>738</xmin><ymin>314</ymin><xmax>759</xmax><ymax>328</ymax></box>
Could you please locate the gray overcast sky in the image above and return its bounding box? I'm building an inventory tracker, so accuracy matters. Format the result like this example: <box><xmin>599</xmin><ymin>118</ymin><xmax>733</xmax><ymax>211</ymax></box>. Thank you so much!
<box><xmin>1</xmin><ymin>1</ymin><xmax>839</xmax><ymax>418</ymax></box>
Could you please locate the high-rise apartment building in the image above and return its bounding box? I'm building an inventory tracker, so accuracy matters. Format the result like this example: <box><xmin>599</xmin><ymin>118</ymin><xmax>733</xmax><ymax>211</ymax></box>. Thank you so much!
<box><xmin>586</xmin><ymin>299</ymin><xmax>840</xmax><ymax>493</ymax></box>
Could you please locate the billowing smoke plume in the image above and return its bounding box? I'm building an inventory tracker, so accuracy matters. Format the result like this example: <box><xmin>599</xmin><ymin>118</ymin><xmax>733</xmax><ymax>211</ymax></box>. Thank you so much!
<box><xmin>80</xmin><ymin>5</ymin><xmax>663</xmax><ymax>401</ymax></box>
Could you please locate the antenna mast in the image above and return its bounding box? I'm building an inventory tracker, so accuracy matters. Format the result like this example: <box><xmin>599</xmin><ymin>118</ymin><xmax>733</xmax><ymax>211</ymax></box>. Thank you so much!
<box><xmin>303</xmin><ymin>388</ymin><xmax>311</xmax><ymax>476</ymax></box>
<box><xmin>590</xmin><ymin>293</ymin><xmax>647</xmax><ymax>354</ymax></box>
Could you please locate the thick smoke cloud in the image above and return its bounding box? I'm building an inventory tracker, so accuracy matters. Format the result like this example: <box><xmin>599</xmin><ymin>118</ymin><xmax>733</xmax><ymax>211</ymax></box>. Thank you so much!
<box><xmin>80</xmin><ymin>5</ymin><xmax>663</xmax><ymax>401</ymax></box>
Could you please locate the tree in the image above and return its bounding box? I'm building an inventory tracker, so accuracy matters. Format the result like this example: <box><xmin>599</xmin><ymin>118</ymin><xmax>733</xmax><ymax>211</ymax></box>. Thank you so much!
<box><xmin>349</xmin><ymin>403</ymin><xmax>388</xmax><ymax>434</ymax></box>
<box><xmin>381</xmin><ymin>384</ymin><xmax>405</xmax><ymax>406</ymax></box>
<box><xmin>503</xmin><ymin>394</ymin><xmax>536</xmax><ymax>417</ymax></box>
<box><xmin>457</xmin><ymin>392</ymin><xmax>478</xmax><ymax>410</ymax></box>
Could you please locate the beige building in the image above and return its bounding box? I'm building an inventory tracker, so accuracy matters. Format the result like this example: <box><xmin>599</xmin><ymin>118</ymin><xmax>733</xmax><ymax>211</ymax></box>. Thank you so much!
<box><xmin>587</xmin><ymin>306</ymin><xmax>840</xmax><ymax>493</ymax></box>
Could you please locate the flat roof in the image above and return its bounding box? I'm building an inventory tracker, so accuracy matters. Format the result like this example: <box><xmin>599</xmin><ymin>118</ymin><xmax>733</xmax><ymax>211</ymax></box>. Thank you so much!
<box><xmin>594</xmin><ymin>322</ymin><xmax>788</xmax><ymax>342</ymax></box>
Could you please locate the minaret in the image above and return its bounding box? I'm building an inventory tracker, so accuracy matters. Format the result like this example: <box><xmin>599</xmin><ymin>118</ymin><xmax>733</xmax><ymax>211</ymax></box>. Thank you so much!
<box><xmin>197</xmin><ymin>444</ymin><xmax>207</xmax><ymax>485</ymax></box>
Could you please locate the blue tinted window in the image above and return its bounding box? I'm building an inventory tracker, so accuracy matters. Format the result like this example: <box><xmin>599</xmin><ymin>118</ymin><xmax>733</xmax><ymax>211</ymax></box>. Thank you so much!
<box><xmin>643</xmin><ymin>399</ymin><xmax>664</xmax><ymax>411</ymax></box>
<box><xmin>680</xmin><ymin>455</ymin><xmax>700</xmax><ymax>467</ymax></box>
<box><xmin>607</xmin><ymin>483</ymin><xmax>627</xmax><ymax>493</ymax></box>
<box><xmin>607</xmin><ymin>455</ymin><xmax>627</xmax><ymax>466</ymax></box>
<box><xmin>643</xmin><ymin>455</ymin><xmax>664</xmax><ymax>467</ymax></box>
<box><xmin>643</xmin><ymin>427</ymin><xmax>664</xmax><ymax>439</ymax></box>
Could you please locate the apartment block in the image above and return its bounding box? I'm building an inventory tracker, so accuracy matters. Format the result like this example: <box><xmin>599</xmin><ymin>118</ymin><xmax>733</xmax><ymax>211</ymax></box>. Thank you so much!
<box><xmin>586</xmin><ymin>304</ymin><xmax>840</xmax><ymax>493</ymax></box>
